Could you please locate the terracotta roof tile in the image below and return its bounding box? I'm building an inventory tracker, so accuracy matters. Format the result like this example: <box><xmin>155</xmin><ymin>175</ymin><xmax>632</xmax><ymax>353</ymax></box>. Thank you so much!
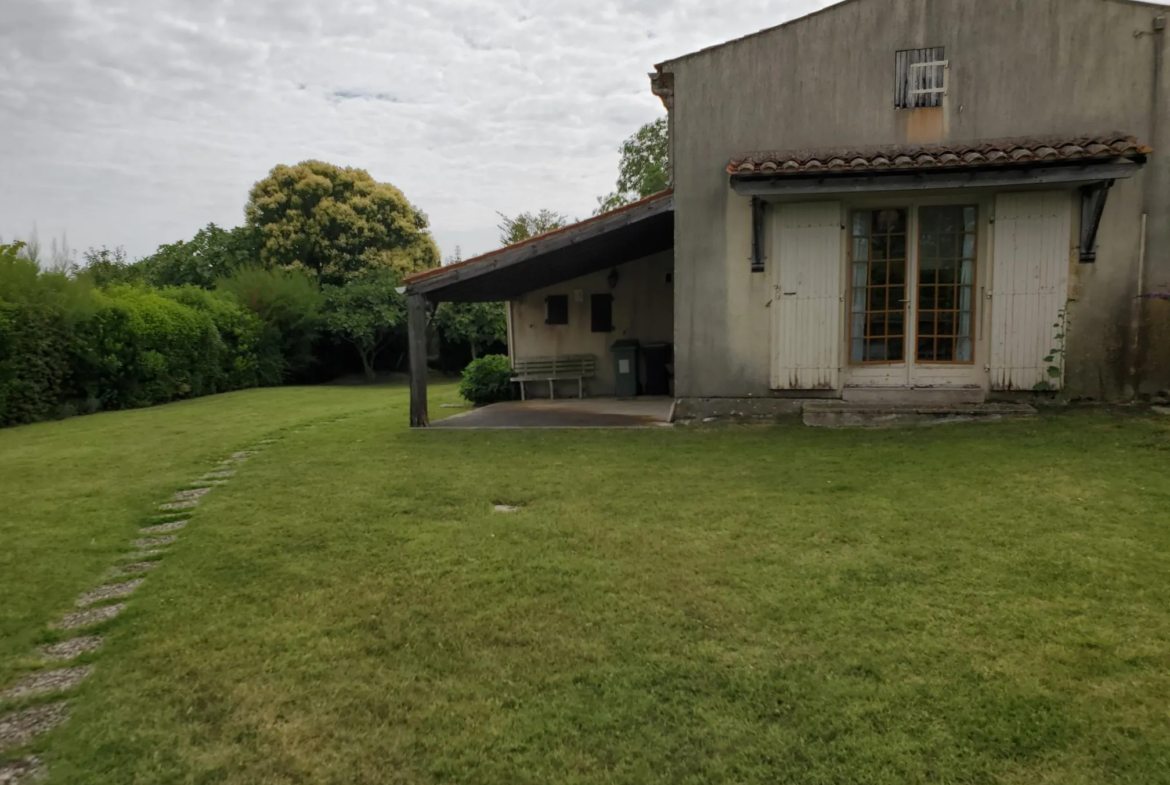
<box><xmin>728</xmin><ymin>134</ymin><xmax>1151</xmax><ymax>176</ymax></box>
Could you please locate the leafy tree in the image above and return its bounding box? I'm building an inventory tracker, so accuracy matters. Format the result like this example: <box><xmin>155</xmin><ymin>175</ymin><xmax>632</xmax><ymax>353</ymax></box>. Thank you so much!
<box><xmin>321</xmin><ymin>267</ymin><xmax>405</xmax><ymax>381</ymax></box>
<box><xmin>79</xmin><ymin>246</ymin><xmax>142</xmax><ymax>288</ymax></box>
<box><xmin>218</xmin><ymin>266</ymin><xmax>323</xmax><ymax>384</ymax></box>
<box><xmin>0</xmin><ymin>242</ymin><xmax>24</xmax><ymax>264</ymax></box>
<box><xmin>245</xmin><ymin>161</ymin><xmax>440</xmax><ymax>285</ymax></box>
<box><xmin>138</xmin><ymin>224</ymin><xmax>261</xmax><ymax>289</ymax></box>
<box><xmin>595</xmin><ymin>117</ymin><xmax>669</xmax><ymax>214</ymax></box>
<box><xmin>432</xmin><ymin>246</ymin><xmax>508</xmax><ymax>365</ymax></box>
<box><xmin>497</xmin><ymin>209</ymin><xmax>568</xmax><ymax>246</ymax></box>
<box><xmin>433</xmin><ymin>301</ymin><xmax>506</xmax><ymax>360</ymax></box>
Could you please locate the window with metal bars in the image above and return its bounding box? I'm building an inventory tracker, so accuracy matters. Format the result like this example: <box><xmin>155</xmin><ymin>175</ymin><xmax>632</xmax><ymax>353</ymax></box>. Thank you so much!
<box><xmin>895</xmin><ymin>47</ymin><xmax>947</xmax><ymax>109</ymax></box>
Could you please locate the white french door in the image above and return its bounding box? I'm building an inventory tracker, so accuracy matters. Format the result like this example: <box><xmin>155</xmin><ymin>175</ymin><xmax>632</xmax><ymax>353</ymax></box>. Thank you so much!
<box><xmin>845</xmin><ymin>203</ymin><xmax>983</xmax><ymax>388</ymax></box>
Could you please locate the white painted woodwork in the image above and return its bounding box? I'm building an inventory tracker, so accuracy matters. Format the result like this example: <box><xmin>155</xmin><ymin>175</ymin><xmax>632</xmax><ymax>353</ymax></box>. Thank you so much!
<box><xmin>771</xmin><ymin>202</ymin><xmax>843</xmax><ymax>390</ymax></box>
<box><xmin>989</xmin><ymin>192</ymin><xmax>1072</xmax><ymax>391</ymax></box>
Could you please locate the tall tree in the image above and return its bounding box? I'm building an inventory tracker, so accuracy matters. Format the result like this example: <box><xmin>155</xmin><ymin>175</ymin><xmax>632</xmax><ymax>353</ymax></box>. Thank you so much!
<box><xmin>432</xmin><ymin>301</ymin><xmax>507</xmax><ymax>360</ymax></box>
<box><xmin>245</xmin><ymin>161</ymin><xmax>440</xmax><ymax>285</ymax></box>
<box><xmin>595</xmin><ymin>117</ymin><xmax>669</xmax><ymax>214</ymax></box>
<box><xmin>497</xmin><ymin>209</ymin><xmax>568</xmax><ymax>246</ymax></box>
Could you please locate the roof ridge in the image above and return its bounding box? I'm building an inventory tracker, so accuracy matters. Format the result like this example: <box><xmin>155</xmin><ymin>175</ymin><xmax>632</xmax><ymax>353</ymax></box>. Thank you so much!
<box><xmin>655</xmin><ymin>0</ymin><xmax>1169</xmax><ymax>71</ymax></box>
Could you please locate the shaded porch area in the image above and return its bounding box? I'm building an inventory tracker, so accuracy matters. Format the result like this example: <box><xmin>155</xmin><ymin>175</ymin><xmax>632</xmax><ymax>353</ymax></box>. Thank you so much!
<box><xmin>402</xmin><ymin>191</ymin><xmax>675</xmax><ymax>427</ymax></box>
<box><xmin>431</xmin><ymin>397</ymin><xmax>674</xmax><ymax>429</ymax></box>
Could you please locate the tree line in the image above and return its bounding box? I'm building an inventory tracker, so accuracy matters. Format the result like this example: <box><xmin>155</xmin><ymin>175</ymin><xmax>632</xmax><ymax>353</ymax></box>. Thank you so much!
<box><xmin>0</xmin><ymin>119</ymin><xmax>668</xmax><ymax>427</ymax></box>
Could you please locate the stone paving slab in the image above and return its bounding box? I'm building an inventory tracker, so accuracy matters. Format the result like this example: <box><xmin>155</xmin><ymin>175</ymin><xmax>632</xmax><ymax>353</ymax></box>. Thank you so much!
<box><xmin>1</xmin><ymin>667</ymin><xmax>93</xmax><ymax>702</ymax></box>
<box><xmin>76</xmin><ymin>580</ymin><xmax>143</xmax><ymax>608</ymax></box>
<box><xmin>51</xmin><ymin>604</ymin><xmax>125</xmax><ymax>630</ymax></box>
<box><xmin>134</xmin><ymin>535</ymin><xmax>177</xmax><ymax>549</ymax></box>
<box><xmin>121</xmin><ymin>549</ymin><xmax>164</xmax><ymax>559</ymax></box>
<box><xmin>0</xmin><ymin>704</ymin><xmax>67</xmax><ymax>752</ymax></box>
<box><xmin>201</xmin><ymin>470</ymin><xmax>236</xmax><ymax>479</ymax></box>
<box><xmin>0</xmin><ymin>755</ymin><xmax>45</xmax><ymax>783</ymax></box>
<box><xmin>38</xmin><ymin>637</ymin><xmax>102</xmax><ymax>663</ymax></box>
<box><xmin>159</xmin><ymin>500</ymin><xmax>198</xmax><ymax>511</ymax></box>
<box><xmin>172</xmin><ymin>487</ymin><xmax>210</xmax><ymax>502</ymax></box>
<box><xmin>112</xmin><ymin>562</ymin><xmax>159</xmax><ymax>577</ymax></box>
<box><xmin>140</xmin><ymin>520</ymin><xmax>187</xmax><ymax>535</ymax></box>
<box><xmin>188</xmin><ymin>480</ymin><xmax>228</xmax><ymax>487</ymax></box>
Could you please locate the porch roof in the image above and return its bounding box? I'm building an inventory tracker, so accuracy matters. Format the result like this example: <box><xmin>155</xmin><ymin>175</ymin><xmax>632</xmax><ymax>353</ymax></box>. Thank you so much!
<box><xmin>728</xmin><ymin>134</ymin><xmax>1150</xmax><ymax>197</ymax></box>
<box><xmin>404</xmin><ymin>190</ymin><xmax>674</xmax><ymax>303</ymax></box>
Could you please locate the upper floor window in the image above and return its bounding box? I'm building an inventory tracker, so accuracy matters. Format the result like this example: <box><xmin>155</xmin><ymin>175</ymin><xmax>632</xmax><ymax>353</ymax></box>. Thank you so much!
<box><xmin>895</xmin><ymin>47</ymin><xmax>947</xmax><ymax>109</ymax></box>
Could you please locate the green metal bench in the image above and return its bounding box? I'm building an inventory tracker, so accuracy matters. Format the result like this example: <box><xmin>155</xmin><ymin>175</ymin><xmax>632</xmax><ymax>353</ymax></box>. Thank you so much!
<box><xmin>511</xmin><ymin>355</ymin><xmax>597</xmax><ymax>400</ymax></box>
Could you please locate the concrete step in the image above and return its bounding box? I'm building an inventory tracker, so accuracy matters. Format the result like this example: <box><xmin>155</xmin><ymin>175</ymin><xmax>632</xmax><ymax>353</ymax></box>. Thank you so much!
<box><xmin>841</xmin><ymin>386</ymin><xmax>985</xmax><ymax>405</ymax></box>
<box><xmin>802</xmin><ymin>401</ymin><xmax>1037</xmax><ymax>428</ymax></box>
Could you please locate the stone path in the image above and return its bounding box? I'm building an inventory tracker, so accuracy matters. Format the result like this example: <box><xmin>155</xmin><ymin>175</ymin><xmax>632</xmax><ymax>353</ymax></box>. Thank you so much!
<box><xmin>0</xmin><ymin>704</ymin><xmax>67</xmax><ymax>750</ymax></box>
<box><xmin>0</xmin><ymin>668</ymin><xmax>94</xmax><ymax>703</ymax></box>
<box><xmin>76</xmin><ymin>580</ymin><xmax>143</xmax><ymax>608</ymax></box>
<box><xmin>111</xmin><ymin>562</ymin><xmax>158</xmax><ymax>577</ymax></box>
<box><xmin>51</xmin><ymin>604</ymin><xmax>126</xmax><ymax>631</ymax></box>
<box><xmin>38</xmin><ymin>638</ymin><xmax>102</xmax><ymax>663</ymax></box>
<box><xmin>140</xmin><ymin>520</ymin><xmax>187</xmax><ymax>535</ymax></box>
<box><xmin>0</xmin><ymin>756</ymin><xmax>44</xmax><ymax>784</ymax></box>
<box><xmin>0</xmin><ymin>426</ymin><xmax>306</xmax><ymax>784</ymax></box>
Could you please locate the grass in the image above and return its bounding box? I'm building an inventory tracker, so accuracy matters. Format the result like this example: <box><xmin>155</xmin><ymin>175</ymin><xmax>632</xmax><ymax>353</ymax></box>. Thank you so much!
<box><xmin>3</xmin><ymin>388</ymin><xmax>1170</xmax><ymax>783</ymax></box>
<box><xmin>0</xmin><ymin>385</ymin><xmax>427</xmax><ymax>685</ymax></box>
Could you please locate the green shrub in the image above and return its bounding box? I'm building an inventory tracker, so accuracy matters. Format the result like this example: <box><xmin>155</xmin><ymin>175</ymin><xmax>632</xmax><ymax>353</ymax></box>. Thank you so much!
<box><xmin>218</xmin><ymin>266</ymin><xmax>322</xmax><ymax>384</ymax></box>
<box><xmin>88</xmin><ymin>286</ymin><xmax>227</xmax><ymax>409</ymax></box>
<box><xmin>0</xmin><ymin>245</ymin><xmax>98</xmax><ymax>426</ymax></box>
<box><xmin>459</xmin><ymin>355</ymin><xmax>514</xmax><ymax>405</ymax></box>
<box><xmin>160</xmin><ymin>286</ymin><xmax>264</xmax><ymax>391</ymax></box>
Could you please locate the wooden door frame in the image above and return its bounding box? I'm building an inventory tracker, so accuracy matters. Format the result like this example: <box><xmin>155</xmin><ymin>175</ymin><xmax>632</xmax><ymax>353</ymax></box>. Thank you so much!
<box><xmin>840</xmin><ymin>192</ymin><xmax>995</xmax><ymax>392</ymax></box>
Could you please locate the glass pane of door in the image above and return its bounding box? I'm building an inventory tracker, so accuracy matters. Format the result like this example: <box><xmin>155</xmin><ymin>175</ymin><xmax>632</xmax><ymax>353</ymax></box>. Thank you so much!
<box><xmin>916</xmin><ymin>206</ymin><xmax>976</xmax><ymax>363</ymax></box>
<box><xmin>849</xmin><ymin>208</ymin><xmax>908</xmax><ymax>364</ymax></box>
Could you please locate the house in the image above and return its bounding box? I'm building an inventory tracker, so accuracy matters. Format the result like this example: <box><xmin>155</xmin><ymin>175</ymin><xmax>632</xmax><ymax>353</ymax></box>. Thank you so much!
<box><xmin>404</xmin><ymin>0</ymin><xmax>1169</xmax><ymax>426</ymax></box>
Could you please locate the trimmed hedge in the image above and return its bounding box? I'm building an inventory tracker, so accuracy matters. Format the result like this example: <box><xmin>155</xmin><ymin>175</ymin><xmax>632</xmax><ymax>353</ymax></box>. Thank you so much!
<box><xmin>0</xmin><ymin>248</ymin><xmax>281</xmax><ymax>427</ymax></box>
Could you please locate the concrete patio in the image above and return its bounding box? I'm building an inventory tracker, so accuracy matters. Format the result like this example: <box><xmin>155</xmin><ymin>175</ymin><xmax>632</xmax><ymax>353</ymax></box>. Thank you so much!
<box><xmin>429</xmin><ymin>397</ymin><xmax>675</xmax><ymax>429</ymax></box>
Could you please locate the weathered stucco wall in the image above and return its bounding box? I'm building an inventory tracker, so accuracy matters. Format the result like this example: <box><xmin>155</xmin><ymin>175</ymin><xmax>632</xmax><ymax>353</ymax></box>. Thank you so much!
<box><xmin>509</xmin><ymin>250</ymin><xmax>674</xmax><ymax>396</ymax></box>
<box><xmin>667</xmin><ymin>0</ymin><xmax>1170</xmax><ymax>399</ymax></box>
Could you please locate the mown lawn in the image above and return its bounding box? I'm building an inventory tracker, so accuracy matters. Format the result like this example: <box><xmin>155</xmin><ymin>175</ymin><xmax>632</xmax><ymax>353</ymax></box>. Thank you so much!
<box><xmin>4</xmin><ymin>388</ymin><xmax>1170</xmax><ymax>784</ymax></box>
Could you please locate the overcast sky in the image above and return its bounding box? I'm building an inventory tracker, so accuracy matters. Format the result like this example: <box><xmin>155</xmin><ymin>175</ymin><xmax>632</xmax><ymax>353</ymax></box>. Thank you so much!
<box><xmin>0</xmin><ymin>0</ymin><xmax>837</xmax><ymax>263</ymax></box>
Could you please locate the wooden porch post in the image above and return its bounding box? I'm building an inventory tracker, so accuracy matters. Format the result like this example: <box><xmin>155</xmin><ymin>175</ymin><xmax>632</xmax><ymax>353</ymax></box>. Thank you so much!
<box><xmin>407</xmin><ymin>292</ymin><xmax>430</xmax><ymax>428</ymax></box>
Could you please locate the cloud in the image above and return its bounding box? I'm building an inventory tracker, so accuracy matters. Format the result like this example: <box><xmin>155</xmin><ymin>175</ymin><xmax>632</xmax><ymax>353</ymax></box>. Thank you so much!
<box><xmin>0</xmin><ymin>0</ymin><xmax>836</xmax><ymax>261</ymax></box>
